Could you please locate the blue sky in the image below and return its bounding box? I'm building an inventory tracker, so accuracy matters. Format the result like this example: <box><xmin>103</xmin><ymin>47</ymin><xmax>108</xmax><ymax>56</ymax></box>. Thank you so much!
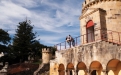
<box><xmin>0</xmin><ymin>0</ymin><xmax>83</xmax><ymax>46</ymax></box>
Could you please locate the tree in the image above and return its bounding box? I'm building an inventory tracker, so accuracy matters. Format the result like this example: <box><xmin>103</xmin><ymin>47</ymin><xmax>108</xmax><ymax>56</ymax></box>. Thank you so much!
<box><xmin>30</xmin><ymin>40</ymin><xmax>47</xmax><ymax>61</ymax></box>
<box><xmin>0</xmin><ymin>29</ymin><xmax>11</xmax><ymax>52</ymax></box>
<box><xmin>0</xmin><ymin>29</ymin><xmax>11</xmax><ymax>45</ymax></box>
<box><xmin>13</xmin><ymin>20</ymin><xmax>37</xmax><ymax>62</ymax></box>
<box><xmin>0</xmin><ymin>29</ymin><xmax>11</xmax><ymax>63</ymax></box>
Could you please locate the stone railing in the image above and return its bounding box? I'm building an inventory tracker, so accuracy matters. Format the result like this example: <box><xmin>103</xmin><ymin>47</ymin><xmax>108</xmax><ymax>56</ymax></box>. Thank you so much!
<box><xmin>55</xmin><ymin>30</ymin><xmax>121</xmax><ymax>50</ymax></box>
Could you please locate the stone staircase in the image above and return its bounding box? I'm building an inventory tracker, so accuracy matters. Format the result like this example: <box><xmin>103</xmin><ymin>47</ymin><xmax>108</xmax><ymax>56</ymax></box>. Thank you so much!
<box><xmin>34</xmin><ymin>63</ymin><xmax>50</xmax><ymax>75</ymax></box>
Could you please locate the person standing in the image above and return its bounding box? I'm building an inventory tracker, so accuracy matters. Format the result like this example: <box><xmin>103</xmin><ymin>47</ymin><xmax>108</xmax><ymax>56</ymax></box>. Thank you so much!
<box><xmin>66</xmin><ymin>35</ymin><xmax>71</xmax><ymax>47</ymax></box>
<box><xmin>71</xmin><ymin>37</ymin><xmax>75</xmax><ymax>46</ymax></box>
<box><xmin>66</xmin><ymin>35</ymin><xmax>75</xmax><ymax>47</ymax></box>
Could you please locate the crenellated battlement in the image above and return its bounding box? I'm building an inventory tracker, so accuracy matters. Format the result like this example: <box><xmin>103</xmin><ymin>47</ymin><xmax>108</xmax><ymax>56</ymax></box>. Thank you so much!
<box><xmin>42</xmin><ymin>48</ymin><xmax>52</xmax><ymax>64</ymax></box>
<box><xmin>42</xmin><ymin>48</ymin><xmax>51</xmax><ymax>53</ymax></box>
<box><xmin>82</xmin><ymin>0</ymin><xmax>121</xmax><ymax>13</ymax></box>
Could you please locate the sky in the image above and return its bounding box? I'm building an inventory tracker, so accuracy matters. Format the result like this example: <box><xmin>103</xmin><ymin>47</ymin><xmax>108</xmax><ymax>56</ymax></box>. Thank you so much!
<box><xmin>0</xmin><ymin>0</ymin><xmax>83</xmax><ymax>46</ymax></box>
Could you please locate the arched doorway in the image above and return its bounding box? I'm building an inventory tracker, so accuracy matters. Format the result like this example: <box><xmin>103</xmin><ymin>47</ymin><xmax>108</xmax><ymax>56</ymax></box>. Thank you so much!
<box><xmin>77</xmin><ymin>62</ymin><xmax>87</xmax><ymax>75</ymax></box>
<box><xmin>90</xmin><ymin>61</ymin><xmax>103</xmax><ymax>75</ymax></box>
<box><xmin>86</xmin><ymin>20</ymin><xmax>95</xmax><ymax>43</ymax></box>
<box><xmin>107</xmin><ymin>59</ymin><xmax>121</xmax><ymax>75</ymax></box>
<box><xmin>58</xmin><ymin>64</ymin><xmax>65</xmax><ymax>75</ymax></box>
<box><xmin>66</xmin><ymin>63</ymin><xmax>74</xmax><ymax>75</ymax></box>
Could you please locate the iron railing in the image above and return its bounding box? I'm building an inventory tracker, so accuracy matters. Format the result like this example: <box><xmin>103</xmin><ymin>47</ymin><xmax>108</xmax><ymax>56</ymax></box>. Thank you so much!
<box><xmin>55</xmin><ymin>29</ymin><xmax>121</xmax><ymax>50</ymax></box>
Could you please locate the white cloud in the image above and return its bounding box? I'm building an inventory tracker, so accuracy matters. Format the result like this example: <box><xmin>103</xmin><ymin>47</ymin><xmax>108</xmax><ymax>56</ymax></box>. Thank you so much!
<box><xmin>0</xmin><ymin>0</ymin><xmax>83</xmax><ymax>46</ymax></box>
<box><xmin>0</xmin><ymin>1</ymin><xmax>31</xmax><ymax>18</ymax></box>
<box><xmin>0</xmin><ymin>0</ymin><xmax>31</xmax><ymax>31</ymax></box>
<box><xmin>40</xmin><ymin>0</ymin><xmax>44</xmax><ymax>4</ymax></box>
<box><xmin>12</xmin><ymin>0</ymin><xmax>39</xmax><ymax>8</ymax></box>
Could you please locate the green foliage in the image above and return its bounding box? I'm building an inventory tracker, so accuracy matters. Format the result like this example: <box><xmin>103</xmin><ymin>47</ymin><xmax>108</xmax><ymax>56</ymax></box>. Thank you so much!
<box><xmin>0</xmin><ymin>20</ymin><xmax>56</xmax><ymax>65</ymax></box>
<box><xmin>33</xmin><ymin>60</ymin><xmax>42</xmax><ymax>64</ymax></box>
<box><xmin>30</xmin><ymin>41</ymin><xmax>44</xmax><ymax>59</ymax></box>
<box><xmin>0</xmin><ymin>29</ymin><xmax>11</xmax><ymax>45</ymax></box>
<box><xmin>0</xmin><ymin>29</ymin><xmax>11</xmax><ymax>63</ymax></box>
<box><xmin>47</xmin><ymin>46</ymin><xmax>56</xmax><ymax>56</ymax></box>
<box><xmin>0</xmin><ymin>29</ymin><xmax>10</xmax><ymax>52</ymax></box>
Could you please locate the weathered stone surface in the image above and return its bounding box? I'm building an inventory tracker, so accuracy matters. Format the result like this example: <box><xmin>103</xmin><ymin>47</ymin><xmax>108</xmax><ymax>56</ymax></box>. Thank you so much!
<box><xmin>50</xmin><ymin>41</ymin><xmax>121</xmax><ymax>75</ymax></box>
<box><xmin>80</xmin><ymin>0</ymin><xmax>121</xmax><ymax>43</ymax></box>
<box><xmin>50</xmin><ymin>0</ymin><xmax>121</xmax><ymax>75</ymax></box>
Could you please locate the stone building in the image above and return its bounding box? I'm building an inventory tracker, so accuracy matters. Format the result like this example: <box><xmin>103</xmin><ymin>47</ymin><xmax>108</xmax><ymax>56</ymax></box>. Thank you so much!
<box><xmin>49</xmin><ymin>0</ymin><xmax>121</xmax><ymax>75</ymax></box>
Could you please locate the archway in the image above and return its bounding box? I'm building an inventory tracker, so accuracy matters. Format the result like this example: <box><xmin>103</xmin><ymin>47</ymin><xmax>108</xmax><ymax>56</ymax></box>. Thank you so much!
<box><xmin>77</xmin><ymin>62</ymin><xmax>87</xmax><ymax>75</ymax></box>
<box><xmin>107</xmin><ymin>59</ymin><xmax>121</xmax><ymax>75</ymax></box>
<box><xmin>86</xmin><ymin>20</ymin><xmax>95</xmax><ymax>43</ymax></box>
<box><xmin>66</xmin><ymin>63</ymin><xmax>74</xmax><ymax>75</ymax></box>
<box><xmin>58</xmin><ymin>64</ymin><xmax>65</xmax><ymax>75</ymax></box>
<box><xmin>90</xmin><ymin>61</ymin><xmax>103</xmax><ymax>75</ymax></box>
<box><xmin>108</xmin><ymin>70</ymin><xmax>114</xmax><ymax>75</ymax></box>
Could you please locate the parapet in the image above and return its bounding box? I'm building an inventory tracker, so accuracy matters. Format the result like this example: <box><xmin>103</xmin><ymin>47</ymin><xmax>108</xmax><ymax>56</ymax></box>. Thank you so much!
<box><xmin>82</xmin><ymin>0</ymin><xmax>121</xmax><ymax>13</ymax></box>
<box><xmin>42</xmin><ymin>48</ymin><xmax>52</xmax><ymax>64</ymax></box>
<box><xmin>42</xmin><ymin>48</ymin><xmax>51</xmax><ymax>53</ymax></box>
<box><xmin>82</xmin><ymin>0</ymin><xmax>95</xmax><ymax>7</ymax></box>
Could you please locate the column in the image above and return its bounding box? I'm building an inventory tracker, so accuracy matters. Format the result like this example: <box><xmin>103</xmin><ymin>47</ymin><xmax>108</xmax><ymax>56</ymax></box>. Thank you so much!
<box><xmin>75</xmin><ymin>70</ymin><xmax>78</xmax><ymax>75</ymax></box>
<box><xmin>85</xmin><ymin>69</ymin><xmax>90</xmax><ymax>75</ymax></box>
<box><xmin>66</xmin><ymin>70</ymin><xmax>68</xmax><ymax>75</ymax></box>
<box><xmin>102</xmin><ymin>70</ymin><xmax>108</xmax><ymax>75</ymax></box>
<box><xmin>73</xmin><ymin>69</ymin><xmax>77</xmax><ymax>75</ymax></box>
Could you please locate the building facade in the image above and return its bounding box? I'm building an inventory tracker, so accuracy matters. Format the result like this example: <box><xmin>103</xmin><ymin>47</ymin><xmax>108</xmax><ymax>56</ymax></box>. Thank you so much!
<box><xmin>49</xmin><ymin>0</ymin><xmax>121</xmax><ymax>75</ymax></box>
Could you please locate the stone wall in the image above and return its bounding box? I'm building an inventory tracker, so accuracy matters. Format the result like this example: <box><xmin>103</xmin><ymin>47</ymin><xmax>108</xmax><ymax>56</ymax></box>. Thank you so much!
<box><xmin>80</xmin><ymin>0</ymin><xmax>121</xmax><ymax>43</ymax></box>
<box><xmin>49</xmin><ymin>41</ymin><xmax>121</xmax><ymax>75</ymax></box>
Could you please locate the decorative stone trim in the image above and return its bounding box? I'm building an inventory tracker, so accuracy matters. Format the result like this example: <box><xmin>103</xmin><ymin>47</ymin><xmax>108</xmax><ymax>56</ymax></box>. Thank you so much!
<box><xmin>79</xmin><ymin>8</ymin><xmax>106</xmax><ymax>19</ymax></box>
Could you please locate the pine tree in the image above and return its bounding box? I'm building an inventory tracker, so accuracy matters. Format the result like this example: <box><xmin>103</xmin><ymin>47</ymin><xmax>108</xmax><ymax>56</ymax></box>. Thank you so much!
<box><xmin>13</xmin><ymin>20</ymin><xmax>36</xmax><ymax>62</ymax></box>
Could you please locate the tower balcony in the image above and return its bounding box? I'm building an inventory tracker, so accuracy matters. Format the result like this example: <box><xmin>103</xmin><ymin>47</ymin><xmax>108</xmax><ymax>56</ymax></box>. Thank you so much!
<box><xmin>55</xmin><ymin>29</ymin><xmax>121</xmax><ymax>50</ymax></box>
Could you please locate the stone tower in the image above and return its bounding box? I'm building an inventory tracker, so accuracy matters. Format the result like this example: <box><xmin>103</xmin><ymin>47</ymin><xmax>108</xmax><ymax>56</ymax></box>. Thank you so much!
<box><xmin>80</xmin><ymin>0</ymin><xmax>121</xmax><ymax>44</ymax></box>
<box><xmin>42</xmin><ymin>48</ymin><xmax>52</xmax><ymax>64</ymax></box>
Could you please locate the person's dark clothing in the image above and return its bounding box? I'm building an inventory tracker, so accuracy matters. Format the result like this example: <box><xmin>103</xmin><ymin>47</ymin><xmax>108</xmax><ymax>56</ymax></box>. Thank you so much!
<box><xmin>66</xmin><ymin>35</ymin><xmax>75</xmax><ymax>47</ymax></box>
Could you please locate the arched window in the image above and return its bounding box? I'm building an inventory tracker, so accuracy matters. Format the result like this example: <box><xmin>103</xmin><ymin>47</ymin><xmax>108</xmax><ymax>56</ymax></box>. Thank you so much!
<box><xmin>86</xmin><ymin>20</ymin><xmax>95</xmax><ymax>43</ymax></box>
<box><xmin>86</xmin><ymin>20</ymin><xmax>94</xmax><ymax>28</ymax></box>
<box><xmin>66</xmin><ymin>63</ymin><xmax>74</xmax><ymax>75</ymax></box>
